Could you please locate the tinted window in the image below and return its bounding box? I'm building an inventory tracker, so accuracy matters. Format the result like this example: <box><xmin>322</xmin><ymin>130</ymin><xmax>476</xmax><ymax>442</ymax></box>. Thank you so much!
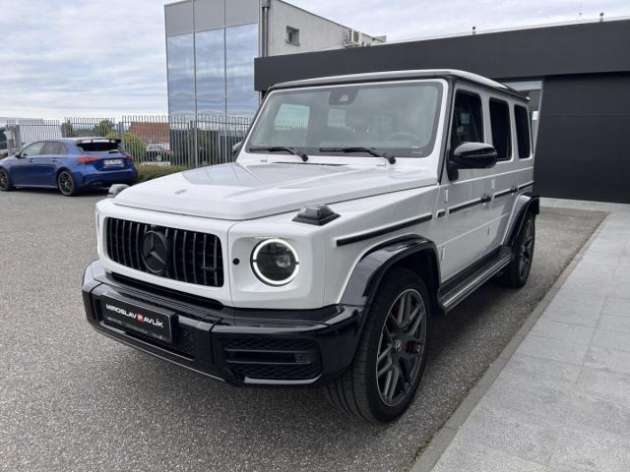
<box><xmin>42</xmin><ymin>142</ymin><xmax>65</xmax><ymax>155</ymax></box>
<box><xmin>451</xmin><ymin>91</ymin><xmax>483</xmax><ymax>149</ymax></box>
<box><xmin>489</xmin><ymin>99</ymin><xmax>512</xmax><ymax>161</ymax></box>
<box><xmin>248</xmin><ymin>82</ymin><xmax>443</xmax><ymax>158</ymax></box>
<box><xmin>77</xmin><ymin>141</ymin><xmax>119</xmax><ymax>152</ymax></box>
<box><xmin>20</xmin><ymin>142</ymin><xmax>45</xmax><ymax>157</ymax></box>
<box><xmin>514</xmin><ymin>105</ymin><xmax>532</xmax><ymax>158</ymax></box>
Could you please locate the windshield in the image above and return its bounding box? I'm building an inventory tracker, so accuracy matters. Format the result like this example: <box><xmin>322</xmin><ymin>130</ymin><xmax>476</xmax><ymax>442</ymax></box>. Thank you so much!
<box><xmin>247</xmin><ymin>81</ymin><xmax>443</xmax><ymax>158</ymax></box>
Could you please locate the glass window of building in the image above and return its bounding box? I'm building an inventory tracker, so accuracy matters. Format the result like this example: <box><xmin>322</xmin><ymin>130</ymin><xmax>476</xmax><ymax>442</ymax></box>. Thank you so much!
<box><xmin>226</xmin><ymin>23</ymin><xmax>259</xmax><ymax>115</ymax></box>
<box><xmin>166</xmin><ymin>34</ymin><xmax>195</xmax><ymax>115</ymax></box>
<box><xmin>286</xmin><ymin>26</ymin><xmax>300</xmax><ymax>46</ymax></box>
<box><xmin>196</xmin><ymin>28</ymin><xmax>226</xmax><ymax>115</ymax></box>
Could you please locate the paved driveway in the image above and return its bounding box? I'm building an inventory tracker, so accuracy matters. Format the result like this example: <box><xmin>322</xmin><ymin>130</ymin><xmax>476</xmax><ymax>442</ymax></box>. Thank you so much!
<box><xmin>0</xmin><ymin>189</ymin><xmax>606</xmax><ymax>472</ymax></box>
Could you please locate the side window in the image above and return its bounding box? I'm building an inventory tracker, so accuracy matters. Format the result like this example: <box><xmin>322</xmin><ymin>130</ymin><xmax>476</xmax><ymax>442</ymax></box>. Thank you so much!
<box><xmin>20</xmin><ymin>142</ymin><xmax>45</xmax><ymax>157</ymax></box>
<box><xmin>489</xmin><ymin>98</ymin><xmax>512</xmax><ymax>161</ymax></box>
<box><xmin>451</xmin><ymin>91</ymin><xmax>483</xmax><ymax>149</ymax></box>
<box><xmin>42</xmin><ymin>142</ymin><xmax>65</xmax><ymax>155</ymax></box>
<box><xmin>514</xmin><ymin>105</ymin><xmax>532</xmax><ymax>158</ymax></box>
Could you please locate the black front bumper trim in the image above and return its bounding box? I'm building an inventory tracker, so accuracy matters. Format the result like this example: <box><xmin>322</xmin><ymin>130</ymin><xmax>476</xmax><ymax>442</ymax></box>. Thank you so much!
<box><xmin>82</xmin><ymin>261</ymin><xmax>366</xmax><ymax>386</ymax></box>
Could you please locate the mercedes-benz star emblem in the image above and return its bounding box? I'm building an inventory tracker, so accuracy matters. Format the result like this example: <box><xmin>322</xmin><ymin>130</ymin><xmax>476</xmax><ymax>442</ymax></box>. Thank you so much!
<box><xmin>142</xmin><ymin>230</ymin><xmax>170</xmax><ymax>275</ymax></box>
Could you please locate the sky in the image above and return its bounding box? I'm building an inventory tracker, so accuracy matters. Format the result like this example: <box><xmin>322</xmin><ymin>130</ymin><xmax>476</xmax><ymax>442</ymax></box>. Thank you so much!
<box><xmin>1</xmin><ymin>0</ymin><xmax>629</xmax><ymax>119</ymax></box>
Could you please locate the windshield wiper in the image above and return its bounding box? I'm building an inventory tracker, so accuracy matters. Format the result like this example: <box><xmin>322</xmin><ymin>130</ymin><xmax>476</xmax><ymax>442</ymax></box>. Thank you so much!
<box><xmin>248</xmin><ymin>146</ymin><xmax>308</xmax><ymax>162</ymax></box>
<box><xmin>319</xmin><ymin>146</ymin><xmax>396</xmax><ymax>164</ymax></box>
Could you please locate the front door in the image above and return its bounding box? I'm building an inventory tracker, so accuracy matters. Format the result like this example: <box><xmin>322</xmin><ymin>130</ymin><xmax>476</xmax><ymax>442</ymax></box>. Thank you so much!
<box><xmin>11</xmin><ymin>141</ymin><xmax>45</xmax><ymax>186</ymax></box>
<box><xmin>435</xmin><ymin>88</ymin><xmax>495</xmax><ymax>280</ymax></box>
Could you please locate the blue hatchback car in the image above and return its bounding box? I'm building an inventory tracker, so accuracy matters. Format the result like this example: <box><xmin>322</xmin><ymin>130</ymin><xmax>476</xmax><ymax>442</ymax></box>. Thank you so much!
<box><xmin>0</xmin><ymin>137</ymin><xmax>137</xmax><ymax>196</ymax></box>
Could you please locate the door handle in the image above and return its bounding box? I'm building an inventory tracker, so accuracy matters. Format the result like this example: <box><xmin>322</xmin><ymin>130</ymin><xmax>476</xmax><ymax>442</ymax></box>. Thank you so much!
<box><xmin>481</xmin><ymin>194</ymin><xmax>492</xmax><ymax>204</ymax></box>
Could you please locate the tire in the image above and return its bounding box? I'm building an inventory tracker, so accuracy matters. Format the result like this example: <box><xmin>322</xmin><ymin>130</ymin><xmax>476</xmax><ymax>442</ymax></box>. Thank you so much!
<box><xmin>324</xmin><ymin>268</ymin><xmax>430</xmax><ymax>423</ymax></box>
<box><xmin>0</xmin><ymin>168</ymin><xmax>13</xmax><ymax>191</ymax></box>
<box><xmin>499</xmin><ymin>212</ymin><xmax>536</xmax><ymax>288</ymax></box>
<box><xmin>57</xmin><ymin>170</ymin><xmax>77</xmax><ymax>196</ymax></box>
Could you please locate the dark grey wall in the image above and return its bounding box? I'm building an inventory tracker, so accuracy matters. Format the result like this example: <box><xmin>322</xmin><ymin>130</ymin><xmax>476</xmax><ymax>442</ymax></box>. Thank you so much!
<box><xmin>255</xmin><ymin>19</ymin><xmax>630</xmax><ymax>91</ymax></box>
<box><xmin>253</xmin><ymin>19</ymin><xmax>630</xmax><ymax>203</ymax></box>
<box><xmin>535</xmin><ymin>73</ymin><xmax>630</xmax><ymax>203</ymax></box>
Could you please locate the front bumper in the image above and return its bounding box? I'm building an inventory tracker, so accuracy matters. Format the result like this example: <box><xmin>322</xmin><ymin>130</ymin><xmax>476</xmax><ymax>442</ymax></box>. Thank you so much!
<box><xmin>82</xmin><ymin>261</ymin><xmax>366</xmax><ymax>386</ymax></box>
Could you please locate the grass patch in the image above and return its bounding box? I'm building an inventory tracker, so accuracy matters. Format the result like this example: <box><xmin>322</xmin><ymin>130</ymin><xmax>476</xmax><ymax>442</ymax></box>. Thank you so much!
<box><xmin>136</xmin><ymin>165</ymin><xmax>188</xmax><ymax>183</ymax></box>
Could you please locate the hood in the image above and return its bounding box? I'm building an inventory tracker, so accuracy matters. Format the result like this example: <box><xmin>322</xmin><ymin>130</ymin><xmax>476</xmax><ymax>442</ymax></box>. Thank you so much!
<box><xmin>114</xmin><ymin>162</ymin><xmax>436</xmax><ymax>220</ymax></box>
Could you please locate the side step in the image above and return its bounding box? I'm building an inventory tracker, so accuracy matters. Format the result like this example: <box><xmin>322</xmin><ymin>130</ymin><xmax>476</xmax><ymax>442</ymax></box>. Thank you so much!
<box><xmin>439</xmin><ymin>247</ymin><xmax>513</xmax><ymax>312</ymax></box>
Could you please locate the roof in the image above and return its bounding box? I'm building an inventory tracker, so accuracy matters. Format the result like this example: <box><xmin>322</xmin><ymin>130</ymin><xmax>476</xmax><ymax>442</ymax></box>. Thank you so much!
<box><xmin>270</xmin><ymin>69</ymin><xmax>524</xmax><ymax>99</ymax></box>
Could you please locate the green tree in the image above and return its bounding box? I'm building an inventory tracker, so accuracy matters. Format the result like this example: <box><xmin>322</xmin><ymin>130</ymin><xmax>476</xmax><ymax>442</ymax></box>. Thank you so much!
<box><xmin>121</xmin><ymin>132</ymin><xmax>146</xmax><ymax>162</ymax></box>
<box><xmin>61</xmin><ymin>120</ymin><xmax>75</xmax><ymax>137</ymax></box>
<box><xmin>94</xmin><ymin>119</ymin><xmax>114</xmax><ymax>137</ymax></box>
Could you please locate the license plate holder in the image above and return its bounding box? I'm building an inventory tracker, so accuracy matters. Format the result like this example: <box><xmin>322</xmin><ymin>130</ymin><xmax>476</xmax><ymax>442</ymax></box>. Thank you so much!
<box><xmin>104</xmin><ymin>159</ymin><xmax>124</xmax><ymax>168</ymax></box>
<box><xmin>101</xmin><ymin>297</ymin><xmax>174</xmax><ymax>344</ymax></box>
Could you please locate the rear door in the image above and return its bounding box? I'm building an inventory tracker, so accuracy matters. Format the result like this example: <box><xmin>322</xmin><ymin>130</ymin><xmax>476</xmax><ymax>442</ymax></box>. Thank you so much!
<box><xmin>36</xmin><ymin>141</ymin><xmax>64</xmax><ymax>186</ymax></box>
<box><xmin>11</xmin><ymin>142</ymin><xmax>45</xmax><ymax>185</ymax></box>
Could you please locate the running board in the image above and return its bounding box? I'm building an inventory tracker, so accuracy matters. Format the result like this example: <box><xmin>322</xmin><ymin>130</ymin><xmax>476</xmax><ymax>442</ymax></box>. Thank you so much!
<box><xmin>439</xmin><ymin>247</ymin><xmax>513</xmax><ymax>312</ymax></box>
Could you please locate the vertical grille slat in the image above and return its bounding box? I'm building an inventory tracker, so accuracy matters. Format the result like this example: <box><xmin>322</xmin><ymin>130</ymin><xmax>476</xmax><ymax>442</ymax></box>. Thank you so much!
<box><xmin>213</xmin><ymin>235</ymin><xmax>219</xmax><ymax>287</ymax></box>
<box><xmin>181</xmin><ymin>230</ymin><xmax>188</xmax><ymax>283</ymax></box>
<box><xmin>191</xmin><ymin>232</ymin><xmax>198</xmax><ymax>285</ymax></box>
<box><xmin>104</xmin><ymin>217</ymin><xmax>223</xmax><ymax>287</ymax></box>
<box><xmin>173</xmin><ymin>229</ymin><xmax>180</xmax><ymax>281</ymax></box>
<box><xmin>202</xmin><ymin>234</ymin><xmax>209</xmax><ymax>286</ymax></box>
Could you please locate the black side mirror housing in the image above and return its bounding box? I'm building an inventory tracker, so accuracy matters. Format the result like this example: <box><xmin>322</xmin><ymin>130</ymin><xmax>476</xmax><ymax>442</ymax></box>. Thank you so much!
<box><xmin>451</xmin><ymin>142</ymin><xmax>498</xmax><ymax>169</ymax></box>
<box><xmin>448</xmin><ymin>142</ymin><xmax>498</xmax><ymax>181</ymax></box>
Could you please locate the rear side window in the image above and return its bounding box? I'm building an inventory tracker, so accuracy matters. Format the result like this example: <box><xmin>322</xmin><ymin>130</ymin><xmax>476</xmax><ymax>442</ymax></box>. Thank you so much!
<box><xmin>489</xmin><ymin>99</ymin><xmax>512</xmax><ymax>161</ymax></box>
<box><xmin>77</xmin><ymin>141</ymin><xmax>120</xmax><ymax>152</ymax></box>
<box><xmin>514</xmin><ymin>105</ymin><xmax>532</xmax><ymax>158</ymax></box>
<box><xmin>451</xmin><ymin>91</ymin><xmax>483</xmax><ymax>149</ymax></box>
<box><xmin>42</xmin><ymin>142</ymin><xmax>66</xmax><ymax>155</ymax></box>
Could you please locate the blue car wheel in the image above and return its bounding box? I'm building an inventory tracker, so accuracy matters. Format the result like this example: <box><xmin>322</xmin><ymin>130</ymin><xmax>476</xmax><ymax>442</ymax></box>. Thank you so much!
<box><xmin>57</xmin><ymin>171</ymin><xmax>76</xmax><ymax>196</ymax></box>
<box><xmin>0</xmin><ymin>168</ymin><xmax>13</xmax><ymax>191</ymax></box>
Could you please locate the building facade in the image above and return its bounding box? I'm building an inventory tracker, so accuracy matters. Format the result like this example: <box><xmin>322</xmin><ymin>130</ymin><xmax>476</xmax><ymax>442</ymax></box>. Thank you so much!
<box><xmin>254</xmin><ymin>19</ymin><xmax>630</xmax><ymax>204</ymax></box>
<box><xmin>164</xmin><ymin>0</ymin><xmax>384</xmax><ymax>117</ymax></box>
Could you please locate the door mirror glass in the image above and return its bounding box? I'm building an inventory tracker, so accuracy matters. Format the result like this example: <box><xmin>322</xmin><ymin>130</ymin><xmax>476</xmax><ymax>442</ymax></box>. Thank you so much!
<box><xmin>451</xmin><ymin>142</ymin><xmax>498</xmax><ymax>169</ymax></box>
<box><xmin>232</xmin><ymin>141</ymin><xmax>243</xmax><ymax>157</ymax></box>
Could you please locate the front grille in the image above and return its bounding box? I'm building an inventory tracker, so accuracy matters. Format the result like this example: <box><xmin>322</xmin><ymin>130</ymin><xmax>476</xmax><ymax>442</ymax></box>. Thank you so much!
<box><xmin>223</xmin><ymin>337</ymin><xmax>322</xmax><ymax>381</ymax></box>
<box><xmin>105</xmin><ymin>217</ymin><xmax>224</xmax><ymax>287</ymax></box>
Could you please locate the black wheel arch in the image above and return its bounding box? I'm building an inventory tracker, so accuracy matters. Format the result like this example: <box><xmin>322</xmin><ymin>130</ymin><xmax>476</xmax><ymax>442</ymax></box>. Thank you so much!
<box><xmin>507</xmin><ymin>194</ymin><xmax>540</xmax><ymax>247</ymax></box>
<box><xmin>340</xmin><ymin>236</ymin><xmax>443</xmax><ymax>317</ymax></box>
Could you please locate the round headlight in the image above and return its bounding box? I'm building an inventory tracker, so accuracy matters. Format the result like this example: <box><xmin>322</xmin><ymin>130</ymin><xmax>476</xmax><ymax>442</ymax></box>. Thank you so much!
<box><xmin>251</xmin><ymin>239</ymin><xmax>299</xmax><ymax>286</ymax></box>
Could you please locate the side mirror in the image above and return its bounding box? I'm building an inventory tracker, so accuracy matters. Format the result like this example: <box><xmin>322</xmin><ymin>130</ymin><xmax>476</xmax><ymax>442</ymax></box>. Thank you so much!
<box><xmin>451</xmin><ymin>142</ymin><xmax>498</xmax><ymax>169</ymax></box>
<box><xmin>232</xmin><ymin>141</ymin><xmax>243</xmax><ymax>157</ymax></box>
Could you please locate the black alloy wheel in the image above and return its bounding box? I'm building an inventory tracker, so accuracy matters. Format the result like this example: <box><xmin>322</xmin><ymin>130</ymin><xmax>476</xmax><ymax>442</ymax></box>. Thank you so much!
<box><xmin>57</xmin><ymin>171</ymin><xmax>76</xmax><ymax>196</ymax></box>
<box><xmin>325</xmin><ymin>268</ymin><xmax>430</xmax><ymax>423</ymax></box>
<box><xmin>0</xmin><ymin>169</ymin><xmax>12</xmax><ymax>191</ymax></box>
<box><xmin>500</xmin><ymin>212</ymin><xmax>536</xmax><ymax>288</ymax></box>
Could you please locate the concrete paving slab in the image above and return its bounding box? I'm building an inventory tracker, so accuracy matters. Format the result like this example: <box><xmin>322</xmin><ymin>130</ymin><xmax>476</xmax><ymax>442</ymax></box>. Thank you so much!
<box><xmin>576</xmin><ymin>367</ymin><xmax>630</xmax><ymax>406</ymax></box>
<box><xmin>515</xmin><ymin>333</ymin><xmax>590</xmax><ymax>365</ymax></box>
<box><xmin>601</xmin><ymin>296</ymin><xmax>630</xmax><ymax>317</ymax></box>
<box><xmin>530</xmin><ymin>319</ymin><xmax>594</xmax><ymax>345</ymax></box>
<box><xmin>432</xmin><ymin>440</ymin><xmax>548</xmax><ymax>472</ymax></box>
<box><xmin>592</xmin><ymin>328</ymin><xmax>630</xmax><ymax>352</ymax></box>
<box><xmin>426</xmin><ymin>201</ymin><xmax>630</xmax><ymax>472</ymax></box>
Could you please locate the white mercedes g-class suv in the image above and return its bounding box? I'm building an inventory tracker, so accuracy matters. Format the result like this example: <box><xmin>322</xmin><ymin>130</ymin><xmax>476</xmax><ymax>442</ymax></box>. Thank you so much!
<box><xmin>82</xmin><ymin>69</ymin><xmax>537</xmax><ymax>423</ymax></box>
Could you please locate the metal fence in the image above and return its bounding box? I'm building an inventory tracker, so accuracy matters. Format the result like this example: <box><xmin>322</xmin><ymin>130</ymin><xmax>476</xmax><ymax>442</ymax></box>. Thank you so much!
<box><xmin>0</xmin><ymin>114</ymin><xmax>253</xmax><ymax>168</ymax></box>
